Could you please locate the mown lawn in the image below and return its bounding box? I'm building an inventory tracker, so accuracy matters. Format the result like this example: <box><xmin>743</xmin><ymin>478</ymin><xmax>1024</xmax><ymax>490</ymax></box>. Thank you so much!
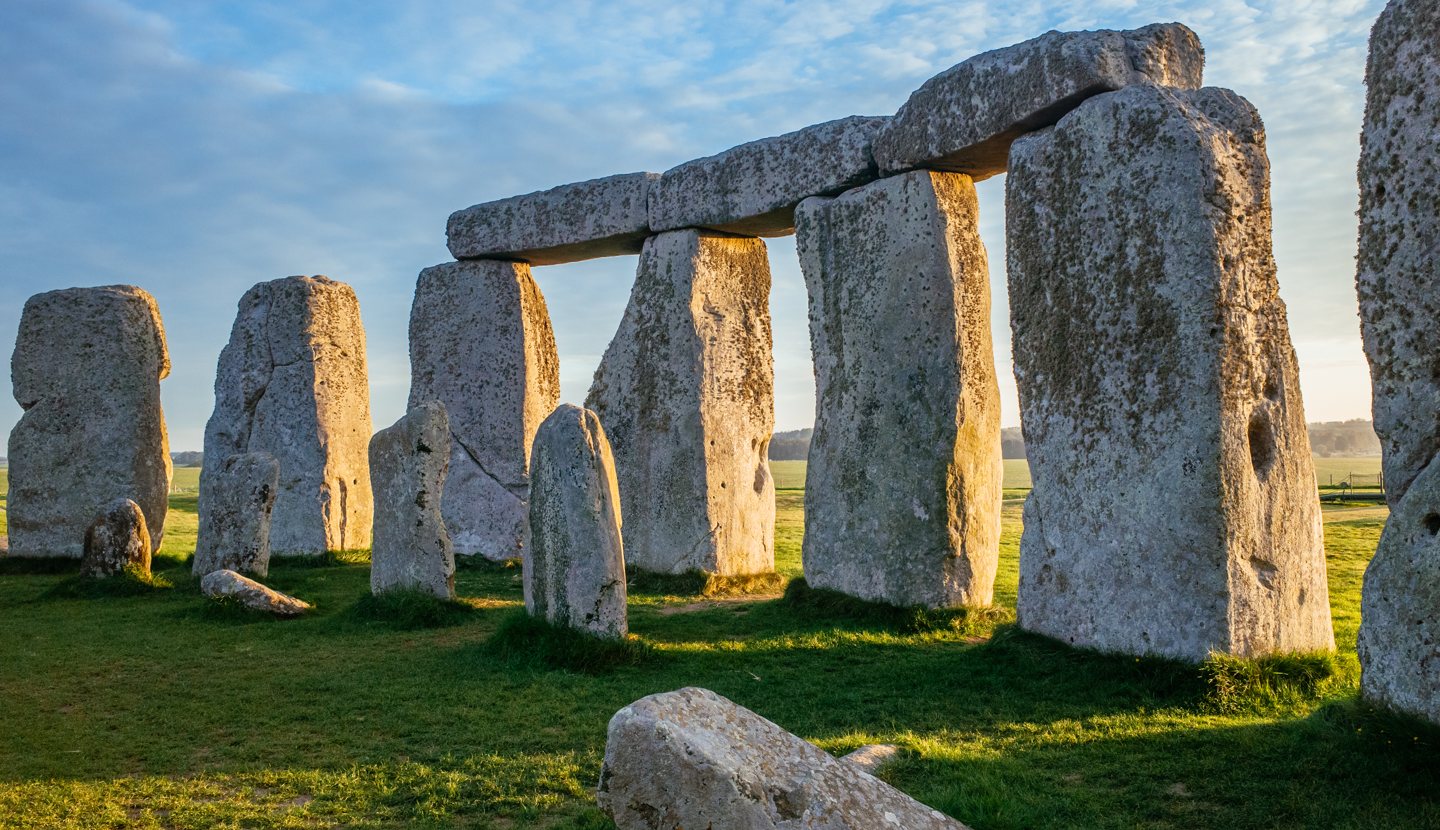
<box><xmin>0</xmin><ymin>464</ymin><xmax>1437</xmax><ymax>829</ymax></box>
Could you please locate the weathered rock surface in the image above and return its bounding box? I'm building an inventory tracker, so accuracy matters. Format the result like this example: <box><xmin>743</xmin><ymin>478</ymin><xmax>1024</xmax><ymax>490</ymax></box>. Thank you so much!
<box><xmin>648</xmin><ymin>116</ymin><xmax>888</xmax><ymax>237</ymax></box>
<box><xmin>370</xmin><ymin>401</ymin><xmax>455</xmax><ymax>599</ymax></box>
<box><xmin>873</xmin><ymin>23</ymin><xmax>1204</xmax><ymax>179</ymax></box>
<box><xmin>841</xmin><ymin>744</ymin><xmax>900</xmax><ymax>775</ymax></box>
<box><xmin>525</xmin><ymin>404</ymin><xmax>627</xmax><ymax>639</ymax></box>
<box><xmin>8</xmin><ymin>285</ymin><xmax>171</xmax><ymax>558</ymax></box>
<box><xmin>200</xmin><ymin>276</ymin><xmax>372</xmax><ymax>557</ymax></box>
<box><xmin>447</xmin><ymin>172</ymin><xmax>657</xmax><ymax>265</ymax></box>
<box><xmin>587</xmin><ymin>230</ymin><xmax>775</xmax><ymax>576</ymax></box>
<box><xmin>80</xmin><ymin>499</ymin><xmax>151</xmax><ymax>579</ymax></box>
<box><xmin>1356</xmin><ymin>0</ymin><xmax>1440</xmax><ymax>725</ymax></box>
<box><xmin>1357</xmin><ymin>455</ymin><xmax>1440</xmax><ymax>724</ymax></box>
<box><xmin>193</xmin><ymin>452</ymin><xmax>280</xmax><ymax>578</ymax></box>
<box><xmin>597</xmin><ymin>687</ymin><xmax>968</xmax><ymax>830</ymax></box>
<box><xmin>408</xmin><ymin>260</ymin><xmax>561</xmax><ymax>560</ymax></box>
<box><xmin>795</xmin><ymin>171</ymin><xmax>1001</xmax><ymax>609</ymax></box>
<box><xmin>200</xmin><ymin>569</ymin><xmax>312</xmax><ymax>617</ymax></box>
<box><xmin>1007</xmin><ymin>85</ymin><xmax>1333</xmax><ymax>661</ymax></box>
<box><xmin>1357</xmin><ymin>0</ymin><xmax>1440</xmax><ymax>507</ymax></box>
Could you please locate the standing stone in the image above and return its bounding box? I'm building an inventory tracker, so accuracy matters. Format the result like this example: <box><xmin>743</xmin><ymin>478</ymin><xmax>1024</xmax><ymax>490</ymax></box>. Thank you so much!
<box><xmin>795</xmin><ymin>171</ymin><xmax>1001</xmax><ymax>609</ymax></box>
<box><xmin>370</xmin><ymin>401</ymin><xmax>455</xmax><ymax>600</ymax></box>
<box><xmin>597</xmin><ymin>687</ymin><xmax>970</xmax><ymax>830</ymax></box>
<box><xmin>526</xmin><ymin>404</ymin><xmax>627</xmax><ymax>639</ymax></box>
<box><xmin>8</xmin><ymin>285</ymin><xmax>171</xmax><ymax>558</ymax></box>
<box><xmin>408</xmin><ymin>260</ymin><xmax>560</xmax><ymax>560</ymax></box>
<box><xmin>80</xmin><ymin>498</ymin><xmax>151</xmax><ymax>579</ymax></box>
<box><xmin>872</xmin><ymin>23</ymin><xmax>1204</xmax><ymax>178</ymax></box>
<box><xmin>193</xmin><ymin>452</ymin><xmax>279</xmax><ymax>578</ymax></box>
<box><xmin>200</xmin><ymin>276</ymin><xmax>373</xmax><ymax>557</ymax></box>
<box><xmin>1007</xmin><ymin>84</ymin><xmax>1333</xmax><ymax>661</ymax></box>
<box><xmin>1356</xmin><ymin>0</ymin><xmax>1440</xmax><ymax>724</ymax></box>
<box><xmin>587</xmin><ymin>230</ymin><xmax>775</xmax><ymax>577</ymax></box>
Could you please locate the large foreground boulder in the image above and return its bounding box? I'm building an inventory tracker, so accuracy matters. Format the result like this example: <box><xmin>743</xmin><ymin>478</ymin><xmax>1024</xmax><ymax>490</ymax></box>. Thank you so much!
<box><xmin>408</xmin><ymin>260</ymin><xmax>560</xmax><ymax>560</ymax></box>
<box><xmin>1355</xmin><ymin>0</ymin><xmax>1440</xmax><ymax>725</ymax></box>
<box><xmin>587</xmin><ymin>230</ymin><xmax>776</xmax><ymax>576</ymax></box>
<box><xmin>526</xmin><ymin>404</ymin><xmax>627</xmax><ymax>639</ymax></box>
<box><xmin>597</xmin><ymin>687</ymin><xmax>968</xmax><ymax>829</ymax></box>
<box><xmin>370</xmin><ymin>401</ymin><xmax>455</xmax><ymax>600</ymax></box>
<box><xmin>193</xmin><ymin>452</ymin><xmax>280</xmax><ymax>578</ymax></box>
<box><xmin>8</xmin><ymin>284</ymin><xmax>172</xmax><ymax>558</ymax></box>
<box><xmin>200</xmin><ymin>569</ymin><xmax>311</xmax><ymax>617</ymax></box>
<box><xmin>796</xmin><ymin>170</ymin><xmax>1002</xmax><ymax>608</ymax></box>
<box><xmin>200</xmin><ymin>276</ymin><xmax>373</xmax><ymax>557</ymax></box>
<box><xmin>80</xmin><ymin>498</ymin><xmax>151</xmax><ymax>579</ymax></box>
<box><xmin>873</xmin><ymin>23</ymin><xmax>1204</xmax><ymax>178</ymax></box>
<box><xmin>1007</xmin><ymin>84</ymin><xmax>1333</xmax><ymax>661</ymax></box>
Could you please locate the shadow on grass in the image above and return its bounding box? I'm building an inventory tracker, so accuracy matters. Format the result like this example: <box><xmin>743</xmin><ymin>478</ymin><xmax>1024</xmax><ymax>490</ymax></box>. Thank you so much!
<box><xmin>780</xmin><ymin>577</ymin><xmax>1013</xmax><ymax>636</ymax></box>
<box><xmin>43</xmin><ymin>566</ymin><xmax>172</xmax><ymax>598</ymax></box>
<box><xmin>482</xmin><ymin>610</ymin><xmax>654</xmax><ymax>675</ymax></box>
<box><xmin>0</xmin><ymin>555</ymin><xmax>80</xmax><ymax>575</ymax></box>
<box><xmin>350</xmin><ymin>589</ymin><xmax>478</xmax><ymax>630</ymax></box>
<box><xmin>628</xmin><ymin>569</ymin><xmax>789</xmax><ymax>599</ymax></box>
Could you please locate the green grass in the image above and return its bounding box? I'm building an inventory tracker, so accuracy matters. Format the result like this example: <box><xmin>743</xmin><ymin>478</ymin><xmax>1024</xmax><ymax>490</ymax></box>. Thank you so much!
<box><xmin>0</xmin><ymin>463</ymin><xmax>1437</xmax><ymax>828</ymax></box>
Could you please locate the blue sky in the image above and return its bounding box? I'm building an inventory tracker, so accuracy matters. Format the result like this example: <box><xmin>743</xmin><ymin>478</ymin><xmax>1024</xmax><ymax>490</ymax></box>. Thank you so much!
<box><xmin>1</xmin><ymin>0</ymin><xmax>1383</xmax><ymax>450</ymax></box>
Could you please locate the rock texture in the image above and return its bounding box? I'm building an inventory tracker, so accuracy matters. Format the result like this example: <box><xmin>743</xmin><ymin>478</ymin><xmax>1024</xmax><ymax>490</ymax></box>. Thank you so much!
<box><xmin>526</xmin><ymin>404</ymin><xmax>628</xmax><ymax>639</ymax></box>
<box><xmin>200</xmin><ymin>276</ymin><xmax>372</xmax><ymax>557</ymax></box>
<box><xmin>201</xmin><ymin>569</ymin><xmax>312</xmax><ymax>617</ymax></box>
<box><xmin>587</xmin><ymin>230</ymin><xmax>775</xmax><ymax>576</ymax></box>
<box><xmin>841</xmin><ymin>744</ymin><xmax>900</xmax><ymax>775</ymax></box>
<box><xmin>193</xmin><ymin>452</ymin><xmax>280</xmax><ymax>578</ymax></box>
<box><xmin>370</xmin><ymin>401</ymin><xmax>455</xmax><ymax>600</ymax></box>
<box><xmin>1007</xmin><ymin>85</ymin><xmax>1332</xmax><ymax>661</ymax></box>
<box><xmin>873</xmin><ymin>23</ymin><xmax>1204</xmax><ymax>179</ymax></box>
<box><xmin>597</xmin><ymin>687</ymin><xmax>968</xmax><ymax>830</ymax></box>
<box><xmin>795</xmin><ymin>171</ymin><xmax>1001</xmax><ymax>609</ymax></box>
<box><xmin>408</xmin><ymin>260</ymin><xmax>560</xmax><ymax>560</ymax></box>
<box><xmin>8</xmin><ymin>285</ymin><xmax>171</xmax><ymax>558</ymax></box>
<box><xmin>648</xmin><ymin>116</ymin><xmax>888</xmax><ymax>237</ymax></box>
<box><xmin>80</xmin><ymin>499</ymin><xmax>151</xmax><ymax>579</ymax></box>
<box><xmin>1355</xmin><ymin>0</ymin><xmax>1440</xmax><ymax>724</ymax></box>
<box><xmin>447</xmin><ymin>172</ymin><xmax>657</xmax><ymax>265</ymax></box>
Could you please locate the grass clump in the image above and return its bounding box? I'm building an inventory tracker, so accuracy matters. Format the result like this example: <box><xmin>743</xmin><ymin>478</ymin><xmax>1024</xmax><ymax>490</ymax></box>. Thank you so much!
<box><xmin>352</xmin><ymin>588</ymin><xmax>476</xmax><ymax>629</ymax></box>
<box><xmin>629</xmin><ymin>568</ymin><xmax>788</xmax><ymax>598</ymax></box>
<box><xmin>484</xmin><ymin>610</ymin><xmax>653</xmax><ymax>674</ymax></box>
<box><xmin>783</xmin><ymin>577</ymin><xmax>1013</xmax><ymax>636</ymax></box>
<box><xmin>44</xmin><ymin>565</ymin><xmax>172</xmax><ymax>599</ymax></box>
<box><xmin>1201</xmin><ymin>651</ymin><xmax>1350</xmax><ymax>714</ymax></box>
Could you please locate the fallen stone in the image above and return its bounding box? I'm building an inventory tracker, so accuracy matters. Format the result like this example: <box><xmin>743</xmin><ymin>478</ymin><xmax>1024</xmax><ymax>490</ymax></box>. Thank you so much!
<box><xmin>447</xmin><ymin>172</ymin><xmax>657</xmax><ymax>265</ymax></box>
<box><xmin>873</xmin><ymin>23</ymin><xmax>1204</xmax><ymax>179</ymax></box>
<box><xmin>1355</xmin><ymin>0</ymin><xmax>1440</xmax><ymax>726</ymax></box>
<box><xmin>587</xmin><ymin>230</ymin><xmax>775</xmax><ymax>576</ymax></box>
<box><xmin>193</xmin><ymin>452</ymin><xmax>280</xmax><ymax>578</ymax></box>
<box><xmin>408</xmin><ymin>260</ymin><xmax>560</xmax><ymax>560</ymax></box>
<box><xmin>1006</xmin><ymin>84</ymin><xmax>1333</xmax><ymax>661</ymax></box>
<box><xmin>8</xmin><ymin>285</ymin><xmax>171</xmax><ymax>558</ymax></box>
<box><xmin>795</xmin><ymin>170</ymin><xmax>1002</xmax><ymax>609</ymax></box>
<box><xmin>200</xmin><ymin>569</ymin><xmax>312</xmax><ymax>617</ymax></box>
<box><xmin>80</xmin><ymin>498</ymin><xmax>151</xmax><ymax>579</ymax></box>
<box><xmin>370</xmin><ymin>401</ymin><xmax>455</xmax><ymax>600</ymax></box>
<box><xmin>648</xmin><ymin>115</ymin><xmax>888</xmax><ymax>236</ymax></box>
<box><xmin>526</xmin><ymin>404</ymin><xmax>627</xmax><ymax>639</ymax></box>
<box><xmin>597</xmin><ymin>687</ymin><xmax>968</xmax><ymax>829</ymax></box>
<box><xmin>841</xmin><ymin>744</ymin><xmax>900</xmax><ymax>775</ymax></box>
<box><xmin>200</xmin><ymin>276</ymin><xmax>373</xmax><ymax>557</ymax></box>
<box><xmin>1357</xmin><ymin>0</ymin><xmax>1440</xmax><ymax>506</ymax></box>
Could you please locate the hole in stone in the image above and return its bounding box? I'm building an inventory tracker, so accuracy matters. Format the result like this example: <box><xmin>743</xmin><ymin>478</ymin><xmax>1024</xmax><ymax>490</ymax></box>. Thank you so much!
<box><xmin>1247</xmin><ymin>409</ymin><xmax>1274</xmax><ymax>477</ymax></box>
<box><xmin>1424</xmin><ymin>513</ymin><xmax>1440</xmax><ymax>536</ymax></box>
<box><xmin>1262</xmin><ymin>376</ymin><xmax>1279</xmax><ymax>400</ymax></box>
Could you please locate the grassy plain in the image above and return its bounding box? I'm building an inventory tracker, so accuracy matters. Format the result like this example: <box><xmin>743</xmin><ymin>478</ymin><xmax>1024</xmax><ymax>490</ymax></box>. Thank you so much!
<box><xmin>0</xmin><ymin>461</ymin><xmax>1437</xmax><ymax>829</ymax></box>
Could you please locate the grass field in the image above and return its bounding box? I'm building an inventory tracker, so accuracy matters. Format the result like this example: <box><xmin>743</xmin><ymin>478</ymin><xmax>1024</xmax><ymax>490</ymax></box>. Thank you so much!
<box><xmin>1</xmin><ymin>461</ymin><xmax>1437</xmax><ymax>829</ymax></box>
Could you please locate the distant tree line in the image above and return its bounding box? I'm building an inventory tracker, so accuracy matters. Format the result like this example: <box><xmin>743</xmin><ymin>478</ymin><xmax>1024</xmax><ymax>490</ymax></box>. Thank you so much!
<box><xmin>770</xmin><ymin>420</ymin><xmax>1382</xmax><ymax>461</ymax></box>
<box><xmin>171</xmin><ymin>451</ymin><xmax>204</xmax><ymax>467</ymax></box>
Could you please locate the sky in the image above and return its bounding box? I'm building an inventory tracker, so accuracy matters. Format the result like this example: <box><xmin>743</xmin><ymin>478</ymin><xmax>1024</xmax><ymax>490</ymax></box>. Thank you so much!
<box><xmin>0</xmin><ymin>0</ymin><xmax>1384</xmax><ymax>451</ymax></box>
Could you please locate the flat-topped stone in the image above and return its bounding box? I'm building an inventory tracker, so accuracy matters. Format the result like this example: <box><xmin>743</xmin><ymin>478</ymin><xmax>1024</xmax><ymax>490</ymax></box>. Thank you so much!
<box><xmin>8</xmin><ymin>284</ymin><xmax>172</xmax><ymax>558</ymax></box>
<box><xmin>597</xmin><ymin>687</ymin><xmax>969</xmax><ymax>829</ymax></box>
<box><xmin>873</xmin><ymin>23</ymin><xmax>1204</xmax><ymax>179</ymax></box>
<box><xmin>648</xmin><ymin>115</ymin><xmax>888</xmax><ymax>237</ymax></box>
<box><xmin>447</xmin><ymin>172</ymin><xmax>657</xmax><ymax>265</ymax></box>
